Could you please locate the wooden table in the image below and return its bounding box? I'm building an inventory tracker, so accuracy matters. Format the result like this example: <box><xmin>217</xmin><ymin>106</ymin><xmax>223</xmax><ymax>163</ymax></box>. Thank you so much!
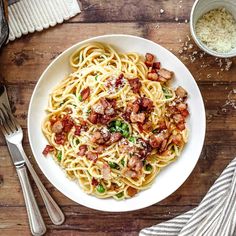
<box><xmin>0</xmin><ymin>0</ymin><xmax>236</xmax><ymax>235</ymax></box>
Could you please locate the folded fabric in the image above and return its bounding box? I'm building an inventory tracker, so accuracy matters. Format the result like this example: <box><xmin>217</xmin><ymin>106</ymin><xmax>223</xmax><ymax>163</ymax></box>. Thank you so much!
<box><xmin>7</xmin><ymin>0</ymin><xmax>81</xmax><ymax>41</ymax></box>
<box><xmin>140</xmin><ymin>157</ymin><xmax>236</xmax><ymax>236</ymax></box>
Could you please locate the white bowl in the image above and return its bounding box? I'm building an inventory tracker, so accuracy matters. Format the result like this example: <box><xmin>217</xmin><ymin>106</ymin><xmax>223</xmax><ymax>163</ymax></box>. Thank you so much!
<box><xmin>28</xmin><ymin>34</ymin><xmax>206</xmax><ymax>212</ymax></box>
<box><xmin>190</xmin><ymin>0</ymin><xmax>236</xmax><ymax>58</ymax></box>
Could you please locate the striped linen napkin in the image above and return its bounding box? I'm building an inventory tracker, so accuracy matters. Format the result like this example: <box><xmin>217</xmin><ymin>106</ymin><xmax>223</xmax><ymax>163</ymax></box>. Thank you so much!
<box><xmin>140</xmin><ymin>157</ymin><xmax>236</xmax><ymax>236</ymax></box>
<box><xmin>7</xmin><ymin>0</ymin><xmax>81</xmax><ymax>41</ymax></box>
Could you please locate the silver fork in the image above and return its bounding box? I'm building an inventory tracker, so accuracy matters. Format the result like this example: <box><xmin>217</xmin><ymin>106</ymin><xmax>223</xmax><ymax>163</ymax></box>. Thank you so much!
<box><xmin>0</xmin><ymin>104</ymin><xmax>65</xmax><ymax>229</ymax></box>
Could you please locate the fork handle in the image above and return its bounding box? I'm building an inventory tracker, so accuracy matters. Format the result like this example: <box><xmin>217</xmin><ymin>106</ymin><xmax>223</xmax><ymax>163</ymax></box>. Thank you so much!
<box><xmin>16</xmin><ymin>165</ymin><xmax>46</xmax><ymax>236</ymax></box>
<box><xmin>17</xmin><ymin>144</ymin><xmax>65</xmax><ymax>225</ymax></box>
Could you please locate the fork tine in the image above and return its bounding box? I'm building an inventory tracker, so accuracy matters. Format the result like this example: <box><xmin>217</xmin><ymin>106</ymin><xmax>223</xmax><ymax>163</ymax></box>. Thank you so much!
<box><xmin>0</xmin><ymin>107</ymin><xmax>13</xmax><ymax>135</ymax></box>
<box><xmin>2</xmin><ymin>103</ymin><xmax>20</xmax><ymax>131</ymax></box>
<box><xmin>0</xmin><ymin>105</ymin><xmax>20</xmax><ymax>135</ymax></box>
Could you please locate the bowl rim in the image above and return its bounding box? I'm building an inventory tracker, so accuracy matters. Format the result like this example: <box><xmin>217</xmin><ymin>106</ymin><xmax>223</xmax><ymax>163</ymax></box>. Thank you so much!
<box><xmin>28</xmin><ymin>34</ymin><xmax>206</xmax><ymax>212</ymax></box>
<box><xmin>190</xmin><ymin>0</ymin><xmax>236</xmax><ymax>58</ymax></box>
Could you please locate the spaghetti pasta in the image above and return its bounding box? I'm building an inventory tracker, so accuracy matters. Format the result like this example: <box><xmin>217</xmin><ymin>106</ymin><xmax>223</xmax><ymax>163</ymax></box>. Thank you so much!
<box><xmin>42</xmin><ymin>42</ymin><xmax>189</xmax><ymax>199</ymax></box>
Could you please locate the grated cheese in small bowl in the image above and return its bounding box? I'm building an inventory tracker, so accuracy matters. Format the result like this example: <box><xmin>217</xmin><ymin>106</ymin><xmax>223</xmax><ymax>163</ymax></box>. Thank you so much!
<box><xmin>190</xmin><ymin>0</ymin><xmax>236</xmax><ymax>58</ymax></box>
<box><xmin>195</xmin><ymin>8</ymin><xmax>236</xmax><ymax>53</ymax></box>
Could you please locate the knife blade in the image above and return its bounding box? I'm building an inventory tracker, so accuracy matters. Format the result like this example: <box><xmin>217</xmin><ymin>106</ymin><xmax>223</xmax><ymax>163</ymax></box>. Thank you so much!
<box><xmin>6</xmin><ymin>140</ymin><xmax>25</xmax><ymax>166</ymax></box>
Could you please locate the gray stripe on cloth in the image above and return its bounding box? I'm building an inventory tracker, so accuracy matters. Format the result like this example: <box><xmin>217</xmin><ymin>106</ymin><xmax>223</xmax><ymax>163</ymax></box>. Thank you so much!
<box><xmin>139</xmin><ymin>157</ymin><xmax>236</xmax><ymax>236</ymax></box>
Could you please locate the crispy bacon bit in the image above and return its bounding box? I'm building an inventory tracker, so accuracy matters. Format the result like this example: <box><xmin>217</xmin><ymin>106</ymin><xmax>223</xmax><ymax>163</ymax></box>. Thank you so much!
<box><xmin>159</xmin><ymin>121</ymin><xmax>167</xmax><ymax>130</ymax></box>
<box><xmin>127</xmin><ymin>186</ymin><xmax>138</xmax><ymax>197</ymax></box>
<box><xmin>74</xmin><ymin>125</ymin><xmax>82</xmax><ymax>136</ymax></box>
<box><xmin>176</xmin><ymin>122</ymin><xmax>185</xmax><ymax>131</ymax></box>
<box><xmin>80</xmin><ymin>87</ymin><xmax>90</xmax><ymax>101</ymax></box>
<box><xmin>42</xmin><ymin>145</ymin><xmax>54</xmax><ymax>155</ymax></box>
<box><xmin>95</xmin><ymin>146</ymin><xmax>105</xmax><ymax>154</ymax></box>
<box><xmin>93</xmin><ymin>103</ymin><xmax>105</xmax><ymax>115</ymax></box>
<box><xmin>141</xmin><ymin>97</ymin><xmax>153</xmax><ymax>112</ymax></box>
<box><xmin>107</xmin><ymin>132</ymin><xmax>122</xmax><ymax>145</ymax></box>
<box><xmin>91</xmin><ymin>130</ymin><xmax>111</xmax><ymax>145</ymax></box>
<box><xmin>89</xmin><ymin>98</ymin><xmax>116</xmax><ymax>125</ymax></box>
<box><xmin>149</xmin><ymin>134</ymin><xmax>164</xmax><ymax>148</ymax></box>
<box><xmin>92</xmin><ymin>177</ymin><xmax>99</xmax><ymax>186</ymax></box>
<box><xmin>159</xmin><ymin>139</ymin><xmax>168</xmax><ymax>153</ymax></box>
<box><xmin>101</xmin><ymin>163</ymin><xmax>111</xmax><ymax>180</ymax></box>
<box><xmin>51</xmin><ymin>120</ymin><xmax>63</xmax><ymax>134</ymax></box>
<box><xmin>86</xmin><ymin>151</ymin><xmax>98</xmax><ymax>162</ymax></box>
<box><xmin>133</xmin><ymin>103</ymin><xmax>140</xmax><ymax>113</ymax></box>
<box><xmin>175</xmin><ymin>86</ymin><xmax>188</xmax><ymax>99</ymax></box>
<box><xmin>147</xmin><ymin>72</ymin><xmax>159</xmax><ymax>81</ymax></box>
<box><xmin>138</xmin><ymin>140</ymin><xmax>153</xmax><ymax>159</ymax></box>
<box><xmin>79</xmin><ymin>118</ymin><xmax>87</xmax><ymax>126</ymax></box>
<box><xmin>128</xmin><ymin>78</ymin><xmax>142</xmax><ymax>93</ymax></box>
<box><xmin>77</xmin><ymin>145</ymin><xmax>87</xmax><ymax>156</ymax></box>
<box><xmin>173</xmin><ymin>114</ymin><xmax>184</xmax><ymax>124</ymax></box>
<box><xmin>55</xmin><ymin>133</ymin><xmax>66</xmax><ymax>145</ymax></box>
<box><xmin>145</xmin><ymin>53</ymin><xmax>154</xmax><ymax>67</ymax></box>
<box><xmin>152</xmin><ymin>62</ymin><xmax>161</xmax><ymax>69</ymax></box>
<box><xmin>115</xmin><ymin>73</ymin><xmax>124</xmax><ymax>88</ymax></box>
<box><xmin>88</xmin><ymin>110</ymin><xmax>98</xmax><ymax>124</ymax></box>
<box><xmin>172</xmin><ymin>134</ymin><xmax>183</xmax><ymax>145</ymax></box>
<box><xmin>62</xmin><ymin>116</ymin><xmax>74</xmax><ymax>133</ymax></box>
<box><xmin>128</xmin><ymin>155</ymin><xmax>143</xmax><ymax>172</ymax></box>
<box><xmin>49</xmin><ymin>116</ymin><xmax>57</xmax><ymax>125</ymax></box>
<box><xmin>158</xmin><ymin>68</ymin><xmax>173</xmax><ymax>81</ymax></box>
<box><xmin>181</xmin><ymin>109</ymin><xmax>189</xmax><ymax>118</ymax></box>
<box><xmin>130</xmin><ymin>112</ymin><xmax>145</xmax><ymax>123</ymax></box>
<box><xmin>142</xmin><ymin>120</ymin><xmax>153</xmax><ymax>132</ymax></box>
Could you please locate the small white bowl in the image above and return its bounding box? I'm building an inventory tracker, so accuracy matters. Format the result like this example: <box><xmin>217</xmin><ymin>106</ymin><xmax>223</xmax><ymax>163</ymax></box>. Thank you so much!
<box><xmin>190</xmin><ymin>0</ymin><xmax>236</xmax><ymax>58</ymax></box>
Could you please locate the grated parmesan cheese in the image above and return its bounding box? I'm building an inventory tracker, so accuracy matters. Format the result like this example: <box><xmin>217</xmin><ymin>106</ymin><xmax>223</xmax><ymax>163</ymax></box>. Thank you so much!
<box><xmin>195</xmin><ymin>8</ymin><xmax>236</xmax><ymax>53</ymax></box>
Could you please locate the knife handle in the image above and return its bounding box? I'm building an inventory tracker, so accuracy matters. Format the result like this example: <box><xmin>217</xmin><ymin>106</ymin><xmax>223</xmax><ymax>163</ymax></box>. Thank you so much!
<box><xmin>16</xmin><ymin>165</ymin><xmax>46</xmax><ymax>236</ymax></box>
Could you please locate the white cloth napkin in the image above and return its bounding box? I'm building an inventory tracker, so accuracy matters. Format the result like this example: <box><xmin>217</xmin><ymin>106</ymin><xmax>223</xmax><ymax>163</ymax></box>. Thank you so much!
<box><xmin>140</xmin><ymin>157</ymin><xmax>236</xmax><ymax>236</ymax></box>
<box><xmin>7</xmin><ymin>0</ymin><xmax>81</xmax><ymax>41</ymax></box>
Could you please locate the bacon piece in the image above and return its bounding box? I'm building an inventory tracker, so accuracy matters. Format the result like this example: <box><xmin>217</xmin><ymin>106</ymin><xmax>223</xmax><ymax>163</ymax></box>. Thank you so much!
<box><xmin>141</xmin><ymin>120</ymin><xmax>153</xmax><ymax>132</ymax></box>
<box><xmin>159</xmin><ymin>139</ymin><xmax>168</xmax><ymax>153</ymax></box>
<box><xmin>149</xmin><ymin>134</ymin><xmax>164</xmax><ymax>148</ymax></box>
<box><xmin>86</xmin><ymin>151</ymin><xmax>98</xmax><ymax>162</ymax></box>
<box><xmin>92</xmin><ymin>177</ymin><xmax>99</xmax><ymax>186</ymax></box>
<box><xmin>91</xmin><ymin>130</ymin><xmax>111</xmax><ymax>145</ymax></box>
<box><xmin>51</xmin><ymin>120</ymin><xmax>63</xmax><ymax>134</ymax></box>
<box><xmin>95</xmin><ymin>146</ymin><xmax>105</xmax><ymax>154</ymax></box>
<box><xmin>62</xmin><ymin>116</ymin><xmax>74</xmax><ymax>132</ymax></box>
<box><xmin>141</xmin><ymin>97</ymin><xmax>153</xmax><ymax>112</ymax></box>
<box><xmin>181</xmin><ymin>109</ymin><xmax>189</xmax><ymax>118</ymax></box>
<box><xmin>130</xmin><ymin>112</ymin><xmax>145</xmax><ymax>123</ymax></box>
<box><xmin>79</xmin><ymin>118</ymin><xmax>87</xmax><ymax>126</ymax></box>
<box><xmin>74</xmin><ymin>125</ymin><xmax>82</xmax><ymax>136</ymax></box>
<box><xmin>101</xmin><ymin>163</ymin><xmax>111</xmax><ymax>180</ymax></box>
<box><xmin>158</xmin><ymin>68</ymin><xmax>173</xmax><ymax>81</ymax></box>
<box><xmin>145</xmin><ymin>53</ymin><xmax>154</xmax><ymax>67</ymax></box>
<box><xmin>128</xmin><ymin>78</ymin><xmax>142</xmax><ymax>94</ymax></box>
<box><xmin>127</xmin><ymin>186</ymin><xmax>138</xmax><ymax>197</ymax></box>
<box><xmin>42</xmin><ymin>145</ymin><xmax>54</xmax><ymax>155</ymax></box>
<box><xmin>80</xmin><ymin>87</ymin><xmax>90</xmax><ymax>101</ymax></box>
<box><xmin>152</xmin><ymin>62</ymin><xmax>161</xmax><ymax>69</ymax></box>
<box><xmin>88</xmin><ymin>110</ymin><xmax>98</xmax><ymax>124</ymax></box>
<box><xmin>176</xmin><ymin>122</ymin><xmax>185</xmax><ymax>131</ymax></box>
<box><xmin>55</xmin><ymin>133</ymin><xmax>66</xmax><ymax>145</ymax></box>
<box><xmin>172</xmin><ymin>134</ymin><xmax>183</xmax><ymax>145</ymax></box>
<box><xmin>77</xmin><ymin>145</ymin><xmax>87</xmax><ymax>156</ymax></box>
<box><xmin>133</xmin><ymin>103</ymin><xmax>140</xmax><ymax>113</ymax></box>
<box><xmin>173</xmin><ymin>114</ymin><xmax>184</xmax><ymax>124</ymax></box>
<box><xmin>175</xmin><ymin>86</ymin><xmax>188</xmax><ymax>99</ymax></box>
<box><xmin>147</xmin><ymin>72</ymin><xmax>159</xmax><ymax>81</ymax></box>
<box><xmin>107</xmin><ymin>132</ymin><xmax>122</xmax><ymax>145</ymax></box>
<box><xmin>128</xmin><ymin>155</ymin><xmax>143</xmax><ymax>172</ymax></box>
<box><xmin>93</xmin><ymin>103</ymin><xmax>105</xmax><ymax>115</ymax></box>
<box><xmin>159</xmin><ymin>121</ymin><xmax>167</xmax><ymax>130</ymax></box>
<box><xmin>115</xmin><ymin>73</ymin><xmax>124</xmax><ymax>88</ymax></box>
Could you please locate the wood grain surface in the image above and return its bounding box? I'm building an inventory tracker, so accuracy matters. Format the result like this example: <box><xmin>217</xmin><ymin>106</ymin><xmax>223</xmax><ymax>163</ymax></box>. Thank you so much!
<box><xmin>0</xmin><ymin>0</ymin><xmax>236</xmax><ymax>235</ymax></box>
